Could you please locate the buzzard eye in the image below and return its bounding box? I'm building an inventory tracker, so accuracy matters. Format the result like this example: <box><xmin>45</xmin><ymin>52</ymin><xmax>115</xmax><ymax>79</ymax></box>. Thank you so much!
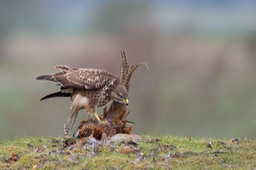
<box><xmin>118</xmin><ymin>93</ymin><xmax>123</xmax><ymax>99</ymax></box>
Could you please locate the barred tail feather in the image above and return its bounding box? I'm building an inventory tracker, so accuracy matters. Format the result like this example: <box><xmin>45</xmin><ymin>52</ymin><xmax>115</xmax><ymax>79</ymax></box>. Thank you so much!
<box><xmin>120</xmin><ymin>51</ymin><xmax>129</xmax><ymax>83</ymax></box>
<box><xmin>124</xmin><ymin>62</ymin><xmax>149</xmax><ymax>90</ymax></box>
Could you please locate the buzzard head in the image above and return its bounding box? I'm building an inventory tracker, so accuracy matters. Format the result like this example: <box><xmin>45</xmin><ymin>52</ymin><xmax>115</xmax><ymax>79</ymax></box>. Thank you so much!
<box><xmin>110</xmin><ymin>80</ymin><xmax>129</xmax><ymax>106</ymax></box>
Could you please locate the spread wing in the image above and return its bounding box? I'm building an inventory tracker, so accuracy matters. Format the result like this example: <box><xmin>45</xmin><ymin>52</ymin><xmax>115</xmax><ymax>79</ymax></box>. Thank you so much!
<box><xmin>37</xmin><ymin>65</ymin><xmax>117</xmax><ymax>90</ymax></box>
<box><xmin>53</xmin><ymin>67</ymin><xmax>117</xmax><ymax>90</ymax></box>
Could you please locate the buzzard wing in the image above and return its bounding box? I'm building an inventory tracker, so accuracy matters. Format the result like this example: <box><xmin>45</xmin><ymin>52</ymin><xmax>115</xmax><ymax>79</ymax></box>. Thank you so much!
<box><xmin>53</xmin><ymin>68</ymin><xmax>116</xmax><ymax>90</ymax></box>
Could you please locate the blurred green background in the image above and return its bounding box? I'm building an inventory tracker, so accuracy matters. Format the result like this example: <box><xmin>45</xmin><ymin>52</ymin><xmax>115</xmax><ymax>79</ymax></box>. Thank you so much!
<box><xmin>1</xmin><ymin>0</ymin><xmax>256</xmax><ymax>141</ymax></box>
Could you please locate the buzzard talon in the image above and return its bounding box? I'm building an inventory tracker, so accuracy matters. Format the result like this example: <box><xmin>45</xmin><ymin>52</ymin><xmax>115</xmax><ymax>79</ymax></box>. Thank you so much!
<box><xmin>98</xmin><ymin>119</ymin><xmax>109</xmax><ymax>125</ymax></box>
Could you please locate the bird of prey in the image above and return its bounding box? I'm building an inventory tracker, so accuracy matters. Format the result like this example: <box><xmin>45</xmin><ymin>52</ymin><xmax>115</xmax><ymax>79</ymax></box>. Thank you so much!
<box><xmin>36</xmin><ymin>65</ymin><xmax>129</xmax><ymax>136</ymax></box>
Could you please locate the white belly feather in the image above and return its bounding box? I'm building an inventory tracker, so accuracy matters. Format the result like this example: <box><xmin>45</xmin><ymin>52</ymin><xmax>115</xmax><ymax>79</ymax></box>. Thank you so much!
<box><xmin>79</xmin><ymin>96</ymin><xmax>89</xmax><ymax>107</ymax></box>
<box><xmin>72</xmin><ymin>94</ymin><xmax>89</xmax><ymax>109</ymax></box>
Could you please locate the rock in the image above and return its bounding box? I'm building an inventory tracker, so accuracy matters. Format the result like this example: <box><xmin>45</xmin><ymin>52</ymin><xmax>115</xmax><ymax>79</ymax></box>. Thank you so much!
<box><xmin>108</xmin><ymin>134</ymin><xmax>144</xmax><ymax>143</ymax></box>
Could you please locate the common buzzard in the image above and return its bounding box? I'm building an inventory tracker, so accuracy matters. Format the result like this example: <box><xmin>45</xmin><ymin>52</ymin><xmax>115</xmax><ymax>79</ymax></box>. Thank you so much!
<box><xmin>36</xmin><ymin>64</ymin><xmax>129</xmax><ymax>136</ymax></box>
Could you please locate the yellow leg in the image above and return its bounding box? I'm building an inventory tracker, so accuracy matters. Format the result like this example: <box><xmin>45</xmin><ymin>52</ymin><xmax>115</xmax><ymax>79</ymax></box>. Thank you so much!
<box><xmin>94</xmin><ymin>112</ymin><xmax>108</xmax><ymax>124</ymax></box>
<box><xmin>94</xmin><ymin>112</ymin><xmax>101</xmax><ymax>122</ymax></box>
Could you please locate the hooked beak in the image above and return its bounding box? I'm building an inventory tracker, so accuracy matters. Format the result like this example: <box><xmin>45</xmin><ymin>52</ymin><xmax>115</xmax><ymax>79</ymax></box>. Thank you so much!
<box><xmin>124</xmin><ymin>99</ymin><xmax>129</xmax><ymax>106</ymax></box>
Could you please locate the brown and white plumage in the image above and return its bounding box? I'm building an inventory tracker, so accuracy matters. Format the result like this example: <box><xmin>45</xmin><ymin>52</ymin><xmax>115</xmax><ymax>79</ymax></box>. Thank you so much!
<box><xmin>37</xmin><ymin>65</ymin><xmax>129</xmax><ymax>136</ymax></box>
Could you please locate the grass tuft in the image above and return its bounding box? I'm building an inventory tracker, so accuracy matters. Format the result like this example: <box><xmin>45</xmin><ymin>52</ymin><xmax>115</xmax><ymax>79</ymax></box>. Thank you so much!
<box><xmin>0</xmin><ymin>135</ymin><xmax>255</xmax><ymax>169</ymax></box>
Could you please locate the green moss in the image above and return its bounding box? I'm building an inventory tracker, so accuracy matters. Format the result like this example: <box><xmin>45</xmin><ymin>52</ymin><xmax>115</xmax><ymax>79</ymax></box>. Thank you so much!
<box><xmin>0</xmin><ymin>135</ymin><xmax>255</xmax><ymax>169</ymax></box>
